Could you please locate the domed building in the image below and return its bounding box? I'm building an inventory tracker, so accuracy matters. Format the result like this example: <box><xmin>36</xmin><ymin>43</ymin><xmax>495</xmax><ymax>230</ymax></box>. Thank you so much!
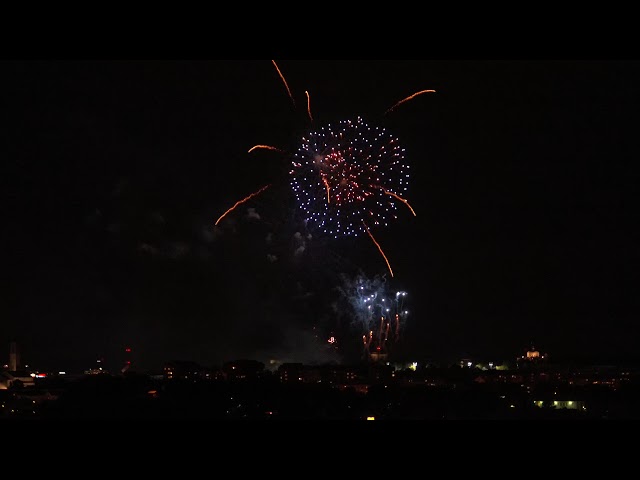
<box><xmin>517</xmin><ymin>343</ymin><xmax>548</xmax><ymax>369</ymax></box>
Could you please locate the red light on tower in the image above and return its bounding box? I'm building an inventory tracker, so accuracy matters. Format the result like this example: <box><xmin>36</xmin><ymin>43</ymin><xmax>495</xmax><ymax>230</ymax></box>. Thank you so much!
<box><xmin>121</xmin><ymin>346</ymin><xmax>133</xmax><ymax>374</ymax></box>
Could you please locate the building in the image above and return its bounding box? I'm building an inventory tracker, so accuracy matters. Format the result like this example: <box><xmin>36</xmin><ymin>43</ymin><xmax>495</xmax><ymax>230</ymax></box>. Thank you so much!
<box><xmin>0</xmin><ymin>371</ymin><xmax>35</xmax><ymax>389</ymax></box>
<box><xmin>517</xmin><ymin>344</ymin><xmax>548</xmax><ymax>369</ymax></box>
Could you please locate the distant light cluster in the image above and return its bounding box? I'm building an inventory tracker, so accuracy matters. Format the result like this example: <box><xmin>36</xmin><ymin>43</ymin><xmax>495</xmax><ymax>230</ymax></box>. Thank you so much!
<box><xmin>290</xmin><ymin>116</ymin><xmax>409</xmax><ymax>239</ymax></box>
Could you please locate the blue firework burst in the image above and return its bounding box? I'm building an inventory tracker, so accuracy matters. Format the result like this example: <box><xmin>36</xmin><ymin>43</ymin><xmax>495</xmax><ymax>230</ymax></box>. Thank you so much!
<box><xmin>289</xmin><ymin>116</ymin><xmax>410</xmax><ymax>239</ymax></box>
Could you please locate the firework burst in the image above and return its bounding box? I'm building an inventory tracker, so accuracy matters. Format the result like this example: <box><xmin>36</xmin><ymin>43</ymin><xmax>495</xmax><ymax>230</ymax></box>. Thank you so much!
<box><xmin>289</xmin><ymin>116</ymin><xmax>413</xmax><ymax>239</ymax></box>
<box><xmin>215</xmin><ymin>61</ymin><xmax>434</xmax><ymax>277</ymax></box>
<box><xmin>336</xmin><ymin>272</ymin><xmax>410</xmax><ymax>361</ymax></box>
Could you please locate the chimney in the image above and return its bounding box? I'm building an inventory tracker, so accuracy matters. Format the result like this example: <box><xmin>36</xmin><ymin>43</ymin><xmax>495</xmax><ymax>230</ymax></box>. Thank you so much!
<box><xmin>9</xmin><ymin>341</ymin><xmax>19</xmax><ymax>371</ymax></box>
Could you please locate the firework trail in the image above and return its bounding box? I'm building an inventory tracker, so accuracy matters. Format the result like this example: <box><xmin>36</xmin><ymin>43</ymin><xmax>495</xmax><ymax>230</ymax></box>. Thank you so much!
<box><xmin>384</xmin><ymin>89</ymin><xmax>436</xmax><ymax>116</ymax></box>
<box><xmin>305</xmin><ymin>90</ymin><xmax>313</xmax><ymax>123</ymax></box>
<box><xmin>247</xmin><ymin>145</ymin><xmax>285</xmax><ymax>154</ymax></box>
<box><xmin>272</xmin><ymin>59</ymin><xmax>295</xmax><ymax>108</ymax></box>
<box><xmin>215</xmin><ymin>184</ymin><xmax>271</xmax><ymax>226</ymax></box>
<box><xmin>381</xmin><ymin>188</ymin><xmax>417</xmax><ymax>217</ymax></box>
<box><xmin>363</xmin><ymin>221</ymin><xmax>393</xmax><ymax>278</ymax></box>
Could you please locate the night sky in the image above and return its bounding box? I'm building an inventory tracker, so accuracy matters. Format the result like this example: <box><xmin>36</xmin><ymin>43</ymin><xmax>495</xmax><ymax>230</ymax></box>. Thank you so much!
<box><xmin>2</xmin><ymin>60</ymin><xmax>639</xmax><ymax>372</ymax></box>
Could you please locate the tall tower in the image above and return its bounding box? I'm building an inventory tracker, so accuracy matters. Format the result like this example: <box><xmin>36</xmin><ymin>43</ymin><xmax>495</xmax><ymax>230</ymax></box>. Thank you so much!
<box><xmin>9</xmin><ymin>341</ymin><xmax>19</xmax><ymax>371</ymax></box>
